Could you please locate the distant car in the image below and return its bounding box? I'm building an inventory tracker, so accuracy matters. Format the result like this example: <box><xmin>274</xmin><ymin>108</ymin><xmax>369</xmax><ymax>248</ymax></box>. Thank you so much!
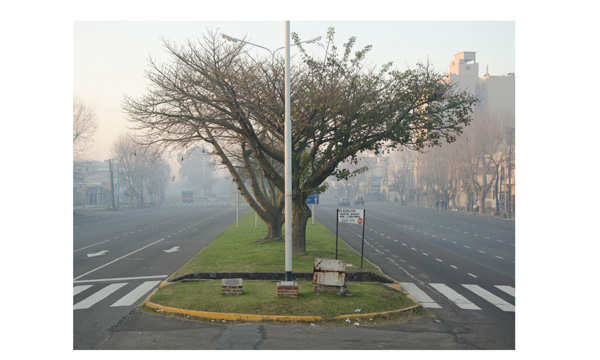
<box><xmin>338</xmin><ymin>198</ymin><xmax>350</xmax><ymax>206</ymax></box>
<box><xmin>354</xmin><ymin>197</ymin><xmax>364</xmax><ymax>205</ymax></box>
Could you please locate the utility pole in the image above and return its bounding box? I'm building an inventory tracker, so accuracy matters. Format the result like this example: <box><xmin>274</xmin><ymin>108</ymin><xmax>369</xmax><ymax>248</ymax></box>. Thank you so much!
<box><xmin>109</xmin><ymin>159</ymin><xmax>116</xmax><ymax>209</ymax></box>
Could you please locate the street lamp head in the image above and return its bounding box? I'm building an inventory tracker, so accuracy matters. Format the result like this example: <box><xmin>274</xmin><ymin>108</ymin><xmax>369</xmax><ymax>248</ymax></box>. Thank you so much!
<box><xmin>221</xmin><ymin>33</ymin><xmax>239</xmax><ymax>43</ymax></box>
<box><xmin>305</xmin><ymin>36</ymin><xmax>322</xmax><ymax>44</ymax></box>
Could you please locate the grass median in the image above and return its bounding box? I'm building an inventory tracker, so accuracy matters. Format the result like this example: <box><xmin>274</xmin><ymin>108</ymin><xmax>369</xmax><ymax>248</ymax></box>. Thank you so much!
<box><xmin>144</xmin><ymin>210</ymin><xmax>424</xmax><ymax>324</ymax></box>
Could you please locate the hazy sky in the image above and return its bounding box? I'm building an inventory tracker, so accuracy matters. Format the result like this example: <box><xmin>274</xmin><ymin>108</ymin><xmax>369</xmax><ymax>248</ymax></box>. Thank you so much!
<box><xmin>73</xmin><ymin>20</ymin><xmax>514</xmax><ymax>161</ymax></box>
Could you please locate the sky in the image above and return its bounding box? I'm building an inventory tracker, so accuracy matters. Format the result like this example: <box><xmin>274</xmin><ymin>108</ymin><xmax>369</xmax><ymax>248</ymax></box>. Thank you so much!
<box><xmin>73</xmin><ymin>20</ymin><xmax>515</xmax><ymax>162</ymax></box>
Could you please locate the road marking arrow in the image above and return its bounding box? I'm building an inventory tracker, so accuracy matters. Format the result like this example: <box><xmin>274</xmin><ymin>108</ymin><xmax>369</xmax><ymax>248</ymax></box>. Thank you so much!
<box><xmin>87</xmin><ymin>250</ymin><xmax>108</xmax><ymax>258</ymax></box>
<box><xmin>163</xmin><ymin>246</ymin><xmax>181</xmax><ymax>253</ymax></box>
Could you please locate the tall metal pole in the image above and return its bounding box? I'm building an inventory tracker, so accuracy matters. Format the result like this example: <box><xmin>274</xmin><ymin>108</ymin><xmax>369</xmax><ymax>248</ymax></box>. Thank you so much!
<box><xmin>109</xmin><ymin>159</ymin><xmax>116</xmax><ymax>209</ymax></box>
<box><xmin>284</xmin><ymin>21</ymin><xmax>293</xmax><ymax>282</ymax></box>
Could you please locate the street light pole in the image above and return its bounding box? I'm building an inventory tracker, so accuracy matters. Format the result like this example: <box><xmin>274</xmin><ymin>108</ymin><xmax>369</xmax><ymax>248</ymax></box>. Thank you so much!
<box><xmin>284</xmin><ymin>20</ymin><xmax>293</xmax><ymax>282</ymax></box>
<box><xmin>222</xmin><ymin>24</ymin><xmax>320</xmax><ymax>283</ymax></box>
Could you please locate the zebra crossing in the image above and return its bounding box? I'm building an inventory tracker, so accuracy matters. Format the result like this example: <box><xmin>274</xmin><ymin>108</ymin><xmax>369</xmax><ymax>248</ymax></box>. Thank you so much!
<box><xmin>74</xmin><ymin>279</ymin><xmax>515</xmax><ymax>314</ymax></box>
<box><xmin>399</xmin><ymin>282</ymin><xmax>515</xmax><ymax>312</ymax></box>
<box><xmin>73</xmin><ymin>281</ymin><xmax>161</xmax><ymax>310</ymax></box>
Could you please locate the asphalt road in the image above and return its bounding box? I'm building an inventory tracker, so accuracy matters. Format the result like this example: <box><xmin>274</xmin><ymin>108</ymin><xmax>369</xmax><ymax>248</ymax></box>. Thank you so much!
<box><xmin>316</xmin><ymin>198</ymin><xmax>515</xmax><ymax>349</ymax></box>
<box><xmin>73</xmin><ymin>197</ymin><xmax>515</xmax><ymax>350</ymax></box>
<box><xmin>73</xmin><ymin>197</ymin><xmax>240</xmax><ymax>349</ymax></box>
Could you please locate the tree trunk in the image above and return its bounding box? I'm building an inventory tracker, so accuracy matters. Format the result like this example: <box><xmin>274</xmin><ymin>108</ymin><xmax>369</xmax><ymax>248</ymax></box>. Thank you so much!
<box><xmin>478</xmin><ymin>190</ymin><xmax>488</xmax><ymax>214</ymax></box>
<box><xmin>291</xmin><ymin>197</ymin><xmax>311</xmax><ymax>254</ymax></box>
<box><xmin>265</xmin><ymin>213</ymin><xmax>285</xmax><ymax>241</ymax></box>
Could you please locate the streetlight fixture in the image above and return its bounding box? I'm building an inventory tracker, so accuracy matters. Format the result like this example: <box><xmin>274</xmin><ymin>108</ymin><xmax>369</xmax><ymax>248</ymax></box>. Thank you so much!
<box><xmin>221</xmin><ymin>32</ymin><xmax>321</xmax><ymax>63</ymax></box>
<box><xmin>222</xmin><ymin>24</ymin><xmax>320</xmax><ymax>283</ymax></box>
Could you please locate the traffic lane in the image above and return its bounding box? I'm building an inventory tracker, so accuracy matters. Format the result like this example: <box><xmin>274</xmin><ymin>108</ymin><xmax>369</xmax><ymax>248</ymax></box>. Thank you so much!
<box><xmin>94</xmin><ymin>207</ymin><xmax>239</xmax><ymax>281</ymax></box>
<box><xmin>320</xmin><ymin>205</ymin><xmax>514</xmax><ymax>280</ymax></box>
<box><xmin>377</xmin><ymin>203</ymin><xmax>515</xmax><ymax>243</ymax></box>
<box><xmin>332</xmin><ymin>221</ymin><xmax>515</xmax><ymax>329</ymax></box>
<box><xmin>335</xmin><ymin>220</ymin><xmax>514</xmax><ymax>287</ymax></box>
<box><xmin>73</xmin><ymin>206</ymin><xmax>206</xmax><ymax>278</ymax></box>
<box><xmin>368</xmin><ymin>214</ymin><xmax>515</xmax><ymax>277</ymax></box>
<box><xmin>73</xmin><ymin>205</ymin><xmax>197</xmax><ymax>248</ymax></box>
<box><xmin>361</xmin><ymin>206</ymin><xmax>515</xmax><ymax>277</ymax></box>
<box><xmin>372</xmin><ymin>203</ymin><xmax>515</xmax><ymax>245</ymax></box>
<box><xmin>74</xmin><ymin>206</ymin><xmax>235</xmax><ymax>281</ymax></box>
<box><xmin>359</xmin><ymin>211</ymin><xmax>514</xmax><ymax>282</ymax></box>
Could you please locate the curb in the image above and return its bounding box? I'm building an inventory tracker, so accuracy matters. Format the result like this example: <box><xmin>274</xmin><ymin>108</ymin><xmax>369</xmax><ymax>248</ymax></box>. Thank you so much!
<box><xmin>145</xmin><ymin>301</ymin><xmax>324</xmax><ymax>322</ymax></box>
<box><xmin>143</xmin><ymin>281</ymin><xmax>421</xmax><ymax>323</ymax></box>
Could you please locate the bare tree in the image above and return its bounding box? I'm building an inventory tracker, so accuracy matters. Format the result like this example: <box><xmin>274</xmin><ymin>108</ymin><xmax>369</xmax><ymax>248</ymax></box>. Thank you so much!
<box><xmin>73</xmin><ymin>96</ymin><xmax>97</xmax><ymax>160</ymax></box>
<box><xmin>458</xmin><ymin>110</ymin><xmax>507</xmax><ymax>213</ymax></box>
<box><xmin>73</xmin><ymin>96</ymin><xmax>98</xmax><ymax>184</ymax></box>
<box><xmin>112</xmin><ymin>134</ymin><xmax>169</xmax><ymax>207</ymax></box>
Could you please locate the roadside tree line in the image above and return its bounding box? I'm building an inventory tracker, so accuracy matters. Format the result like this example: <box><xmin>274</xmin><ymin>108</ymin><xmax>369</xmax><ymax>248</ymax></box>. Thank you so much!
<box><xmin>388</xmin><ymin>108</ymin><xmax>514</xmax><ymax>214</ymax></box>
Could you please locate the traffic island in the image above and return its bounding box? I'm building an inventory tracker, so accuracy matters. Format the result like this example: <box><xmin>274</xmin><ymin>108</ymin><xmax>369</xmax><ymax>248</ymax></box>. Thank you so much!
<box><xmin>143</xmin><ymin>211</ymin><xmax>428</xmax><ymax>325</ymax></box>
<box><xmin>142</xmin><ymin>280</ymin><xmax>424</xmax><ymax>325</ymax></box>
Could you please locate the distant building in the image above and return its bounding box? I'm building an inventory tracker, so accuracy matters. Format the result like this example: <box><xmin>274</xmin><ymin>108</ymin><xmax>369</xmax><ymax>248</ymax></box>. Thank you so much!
<box><xmin>445</xmin><ymin>51</ymin><xmax>515</xmax><ymax>117</ymax></box>
<box><xmin>73</xmin><ymin>160</ymin><xmax>118</xmax><ymax>207</ymax></box>
<box><xmin>444</xmin><ymin>51</ymin><xmax>515</xmax><ymax>214</ymax></box>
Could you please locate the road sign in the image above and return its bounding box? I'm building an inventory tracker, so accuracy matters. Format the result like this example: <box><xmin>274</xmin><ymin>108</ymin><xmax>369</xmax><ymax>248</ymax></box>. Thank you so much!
<box><xmin>306</xmin><ymin>192</ymin><xmax>319</xmax><ymax>205</ymax></box>
<box><xmin>338</xmin><ymin>208</ymin><xmax>364</xmax><ymax>224</ymax></box>
<box><xmin>336</xmin><ymin>208</ymin><xmax>367</xmax><ymax>268</ymax></box>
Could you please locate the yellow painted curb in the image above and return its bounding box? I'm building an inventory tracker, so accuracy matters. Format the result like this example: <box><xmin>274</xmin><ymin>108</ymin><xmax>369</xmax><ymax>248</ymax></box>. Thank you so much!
<box><xmin>333</xmin><ymin>304</ymin><xmax>420</xmax><ymax>320</ymax></box>
<box><xmin>145</xmin><ymin>301</ymin><xmax>324</xmax><ymax>322</ymax></box>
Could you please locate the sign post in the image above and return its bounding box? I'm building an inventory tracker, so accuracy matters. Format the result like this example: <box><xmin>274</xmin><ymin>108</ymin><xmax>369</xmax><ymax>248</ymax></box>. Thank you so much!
<box><xmin>336</xmin><ymin>208</ymin><xmax>366</xmax><ymax>267</ymax></box>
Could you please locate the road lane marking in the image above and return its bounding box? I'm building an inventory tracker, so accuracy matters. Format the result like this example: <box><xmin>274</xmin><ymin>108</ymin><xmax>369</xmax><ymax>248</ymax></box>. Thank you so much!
<box><xmin>398</xmin><ymin>283</ymin><xmax>441</xmax><ymax>308</ymax></box>
<box><xmin>430</xmin><ymin>283</ymin><xmax>481</xmax><ymax>310</ymax></box>
<box><xmin>73</xmin><ymin>275</ymin><xmax>168</xmax><ymax>284</ymax></box>
<box><xmin>74</xmin><ymin>240</ymin><xmax>110</xmax><ymax>253</ymax></box>
<box><xmin>111</xmin><ymin>281</ymin><xmax>161</xmax><ymax>307</ymax></box>
<box><xmin>468</xmin><ymin>273</ymin><xmax>478</xmax><ymax>278</ymax></box>
<box><xmin>462</xmin><ymin>284</ymin><xmax>515</xmax><ymax>312</ymax></box>
<box><xmin>74</xmin><ymin>283</ymin><xmax>127</xmax><ymax>310</ymax></box>
<box><xmin>73</xmin><ymin>285</ymin><xmax>92</xmax><ymax>296</ymax></box>
<box><xmin>494</xmin><ymin>285</ymin><xmax>515</xmax><ymax>297</ymax></box>
<box><xmin>73</xmin><ymin>238</ymin><xmax>166</xmax><ymax>281</ymax></box>
<box><xmin>450</xmin><ymin>265</ymin><xmax>458</xmax><ymax>269</ymax></box>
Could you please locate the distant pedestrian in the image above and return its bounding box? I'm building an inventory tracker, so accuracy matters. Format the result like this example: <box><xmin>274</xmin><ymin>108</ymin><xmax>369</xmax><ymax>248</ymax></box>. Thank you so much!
<box><xmin>436</xmin><ymin>199</ymin><xmax>440</xmax><ymax>210</ymax></box>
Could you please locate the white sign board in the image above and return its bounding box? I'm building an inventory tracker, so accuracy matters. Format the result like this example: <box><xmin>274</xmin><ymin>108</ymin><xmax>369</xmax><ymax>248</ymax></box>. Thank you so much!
<box><xmin>338</xmin><ymin>208</ymin><xmax>365</xmax><ymax>225</ymax></box>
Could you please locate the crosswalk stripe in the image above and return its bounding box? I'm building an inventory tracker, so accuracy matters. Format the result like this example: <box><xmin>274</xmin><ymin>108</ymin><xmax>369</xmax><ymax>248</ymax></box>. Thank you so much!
<box><xmin>73</xmin><ymin>283</ymin><xmax>127</xmax><ymax>310</ymax></box>
<box><xmin>462</xmin><ymin>284</ymin><xmax>515</xmax><ymax>312</ymax></box>
<box><xmin>398</xmin><ymin>282</ymin><xmax>441</xmax><ymax>308</ymax></box>
<box><xmin>430</xmin><ymin>283</ymin><xmax>481</xmax><ymax>310</ymax></box>
<box><xmin>494</xmin><ymin>285</ymin><xmax>515</xmax><ymax>297</ymax></box>
<box><xmin>73</xmin><ymin>285</ymin><xmax>92</xmax><ymax>296</ymax></box>
<box><xmin>110</xmin><ymin>281</ymin><xmax>161</xmax><ymax>307</ymax></box>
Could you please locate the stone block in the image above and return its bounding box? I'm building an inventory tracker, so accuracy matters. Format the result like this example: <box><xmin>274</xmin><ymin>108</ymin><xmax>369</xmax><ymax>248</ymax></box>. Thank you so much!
<box><xmin>221</xmin><ymin>278</ymin><xmax>243</xmax><ymax>296</ymax></box>
<box><xmin>276</xmin><ymin>281</ymin><xmax>298</xmax><ymax>298</ymax></box>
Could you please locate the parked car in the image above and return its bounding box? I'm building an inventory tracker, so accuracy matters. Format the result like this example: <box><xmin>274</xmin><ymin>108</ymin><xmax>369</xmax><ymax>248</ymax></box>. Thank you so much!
<box><xmin>338</xmin><ymin>198</ymin><xmax>350</xmax><ymax>206</ymax></box>
<box><xmin>354</xmin><ymin>196</ymin><xmax>364</xmax><ymax>205</ymax></box>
